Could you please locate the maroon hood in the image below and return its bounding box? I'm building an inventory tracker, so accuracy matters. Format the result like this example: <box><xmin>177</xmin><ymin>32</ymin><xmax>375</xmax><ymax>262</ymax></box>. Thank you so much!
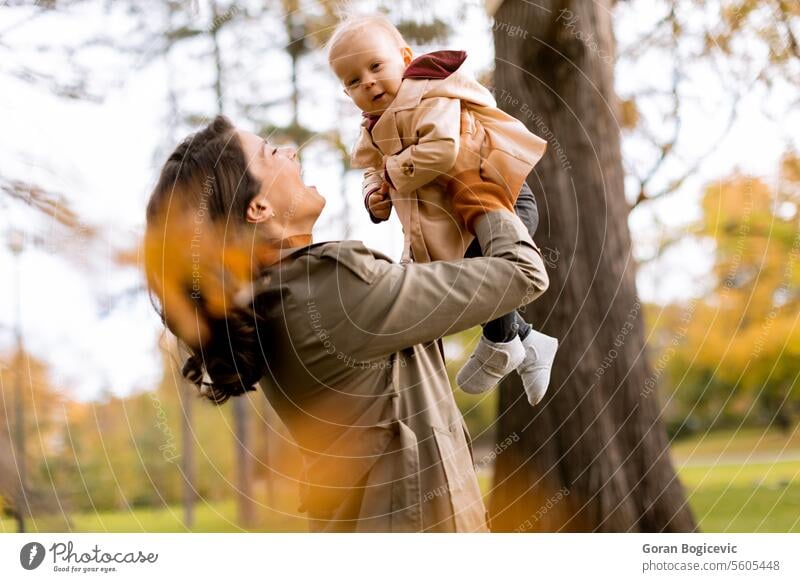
<box><xmin>362</xmin><ymin>50</ymin><xmax>467</xmax><ymax>132</ymax></box>
<box><xmin>403</xmin><ymin>50</ymin><xmax>467</xmax><ymax>80</ymax></box>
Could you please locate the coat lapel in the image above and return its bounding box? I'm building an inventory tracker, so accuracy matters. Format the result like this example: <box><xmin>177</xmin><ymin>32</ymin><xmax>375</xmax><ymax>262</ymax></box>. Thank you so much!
<box><xmin>370</xmin><ymin>78</ymin><xmax>429</xmax><ymax>155</ymax></box>
<box><xmin>370</xmin><ymin>111</ymin><xmax>402</xmax><ymax>155</ymax></box>
<box><xmin>351</xmin><ymin>126</ymin><xmax>383</xmax><ymax>168</ymax></box>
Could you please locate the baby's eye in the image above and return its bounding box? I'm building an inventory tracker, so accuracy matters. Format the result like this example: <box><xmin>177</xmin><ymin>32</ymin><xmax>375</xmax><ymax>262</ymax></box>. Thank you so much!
<box><xmin>347</xmin><ymin>77</ymin><xmax>359</xmax><ymax>87</ymax></box>
<box><xmin>370</xmin><ymin>62</ymin><xmax>381</xmax><ymax>71</ymax></box>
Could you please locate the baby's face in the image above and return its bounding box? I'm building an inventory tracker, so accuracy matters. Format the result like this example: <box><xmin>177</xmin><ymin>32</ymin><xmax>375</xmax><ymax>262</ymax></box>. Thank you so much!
<box><xmin>330</xmin><ymin>30</ymin><xmax>411</xmax><ymax>115</ymax></box>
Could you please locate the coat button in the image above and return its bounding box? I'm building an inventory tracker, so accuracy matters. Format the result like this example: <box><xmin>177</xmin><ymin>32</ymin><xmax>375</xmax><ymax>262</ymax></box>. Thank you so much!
<box><xmin>401</xmin><ymin>161</ymin><xmax>415</xmax><ymax>176</ymax></box>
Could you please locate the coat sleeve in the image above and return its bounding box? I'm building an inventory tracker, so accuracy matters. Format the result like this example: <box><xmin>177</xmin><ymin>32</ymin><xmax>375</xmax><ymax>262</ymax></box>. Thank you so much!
<box><xmin>322</xmin><ymin>210</ymin><xmax>549</xmax><ymax>361</ymax></box>
<box><xmin>384</xmin><ymin>97</ymin><xmax>461</xmax><ymax>196</ymax></box>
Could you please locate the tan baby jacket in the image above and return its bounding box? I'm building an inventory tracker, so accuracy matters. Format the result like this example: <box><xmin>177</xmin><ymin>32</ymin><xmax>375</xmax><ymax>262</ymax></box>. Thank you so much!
<box><xmin>352</xmin><ymin>50</ymin><xmax>547</xmax><ymax>263</ymax></box>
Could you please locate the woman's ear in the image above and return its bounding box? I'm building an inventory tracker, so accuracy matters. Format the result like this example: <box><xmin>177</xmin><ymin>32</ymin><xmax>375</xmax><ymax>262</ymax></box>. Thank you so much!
<box><xmin>246</xmin><ymin>196</ymin><xmax>275</xmax><ymax>224</ymax></box>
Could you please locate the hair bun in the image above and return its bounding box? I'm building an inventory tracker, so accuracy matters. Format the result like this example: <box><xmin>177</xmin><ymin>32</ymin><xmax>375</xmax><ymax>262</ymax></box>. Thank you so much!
<box><xmin>181</xmin><ymin>354</ymin><xmax>205</xmax><ymax>387</ymax></box>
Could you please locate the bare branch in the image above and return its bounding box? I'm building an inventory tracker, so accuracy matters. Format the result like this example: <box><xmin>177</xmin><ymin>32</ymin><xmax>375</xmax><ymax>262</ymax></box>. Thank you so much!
<box><xmin>632</xmin><ymin>89</ymin><xmax>741</xmax><ymax>208</ymax></box>
<box><xmin>0</xmin><ymin>178</ymin><xmax>90</xmax><ymax>233</ymax></box>
<box><xmin>777</xmin><ymin>0</ymin><xmax>800</xmax><ymax>61</ymax></box>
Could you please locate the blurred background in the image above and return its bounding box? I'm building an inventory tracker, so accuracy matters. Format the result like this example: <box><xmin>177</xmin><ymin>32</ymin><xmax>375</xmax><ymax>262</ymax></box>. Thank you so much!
<box><xmin>0</xmin><ymin>0</ymin><xmax>798</xmax><ymax>532</ymax></box>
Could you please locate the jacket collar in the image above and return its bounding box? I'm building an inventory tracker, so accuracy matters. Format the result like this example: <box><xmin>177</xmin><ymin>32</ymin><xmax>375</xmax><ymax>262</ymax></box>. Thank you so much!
<box><xmin>362</xmin><ymin>50</ymin><xmax>467</xmax><ymax>147</ymax></box>
<box><xmin>359</xmin><ymin>77</ymin><xmax>427</xmax><ymax>145</ymax></box>
<box><xmin>365</xmin><ymin>50</ymin><xmax>468</xmax><ymax>131</ymax></box>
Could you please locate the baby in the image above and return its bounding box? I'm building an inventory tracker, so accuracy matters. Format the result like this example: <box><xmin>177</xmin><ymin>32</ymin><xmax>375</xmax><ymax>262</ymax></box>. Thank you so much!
<box><xmin>327</xmin><ymin>14</ymin><xmax>558</xmax><ymax>406</ymax></box>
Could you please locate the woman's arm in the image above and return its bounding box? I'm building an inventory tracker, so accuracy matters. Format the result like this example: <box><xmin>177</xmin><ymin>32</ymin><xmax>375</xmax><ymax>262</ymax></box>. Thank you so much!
<box><xmin>322</xmin><ymin>171</ymin><xmax>549</xmax><ymax>361</ymax></box>
<box><xmin>311</xmin><ymin>114</ymin><xmax>549</xmax><ymax>362</ymax></box>
<box><xmin>322</xmin><ymin>207</ymin><xmax>548</xmax><ymax>362</ymax></box>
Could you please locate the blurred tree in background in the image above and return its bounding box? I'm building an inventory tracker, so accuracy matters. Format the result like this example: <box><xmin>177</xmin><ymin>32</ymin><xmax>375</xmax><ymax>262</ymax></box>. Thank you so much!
<box><xmin>651</xmin><ymin>153</ymin><xmax>800</xmax><ymax>436</ymax></box>
<box><xmin>0</xmin><ymin>352</ymin><xmax>70</xmax><ymax>530</ymax></box>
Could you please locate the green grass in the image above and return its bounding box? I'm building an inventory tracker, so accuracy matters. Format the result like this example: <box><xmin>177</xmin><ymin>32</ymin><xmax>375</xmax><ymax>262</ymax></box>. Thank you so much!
<box><xmin>1</xmin><ymin>498</ymin><xmax>307</xmax><ymax>533</ymax></box>
<box><xmin>682</xmin><ymin>476</ymin><xmax>800</xmax><ymax>532</ymax></box>
<box><xmin>670</xmin><ymin>426</ymin><xmax>800</xmax><ymax>462</ymax></box>
<box><xmin>481</xmin><ymin>426</ymin><xmax>800</xmax><ymax>533</ymax></box>
<box><xmin>671</xmin><ymin>427</ymin><xmax>800</xmax><ymax>532</ymax></box>
<box><xmin>3</xmin><ymin>427</ymin><xmax>798</xmax><ymax>532</ymax></box>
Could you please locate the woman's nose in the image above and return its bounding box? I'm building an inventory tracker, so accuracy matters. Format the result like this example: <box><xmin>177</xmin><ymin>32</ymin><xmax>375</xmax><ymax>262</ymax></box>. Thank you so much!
<box><xmin>280</xmin><ymin>146</ymin><xmax>297</xmax><ymax>160</ymax></box>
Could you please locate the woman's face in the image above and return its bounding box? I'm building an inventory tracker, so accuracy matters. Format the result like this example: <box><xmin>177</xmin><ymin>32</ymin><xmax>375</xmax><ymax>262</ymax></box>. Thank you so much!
<box><xmin>237</xmin><ymin>130</ymin><xmax>326</xmax><ymax>234</ymax></box>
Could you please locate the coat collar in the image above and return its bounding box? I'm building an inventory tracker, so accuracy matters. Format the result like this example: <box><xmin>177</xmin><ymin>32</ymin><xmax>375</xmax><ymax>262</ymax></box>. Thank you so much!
<box><xmin>383</xmin><ymin>76</ymin><xmax>428</xmax><ymax>112</ymax></box>
<box><xmin>367</xmin><ymin>77</ymin><xmax>428</xmax><ymax>144</ymax></box>
<box><xmin>370</xmin><ymin>49</ymin><xmax>467</xmax><ymax>126</ymax></box>
<box><xmin>361</xmin><ymin>50</ymin><xmax>469</xmax><ymax>142</ymax></box>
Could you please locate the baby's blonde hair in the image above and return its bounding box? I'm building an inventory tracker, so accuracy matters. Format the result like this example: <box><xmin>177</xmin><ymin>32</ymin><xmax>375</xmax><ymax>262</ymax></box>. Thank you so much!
<box><xmin>326</xmin><ymin>14</ymin><xmax>409</xmax><ymax>64</ymax></box>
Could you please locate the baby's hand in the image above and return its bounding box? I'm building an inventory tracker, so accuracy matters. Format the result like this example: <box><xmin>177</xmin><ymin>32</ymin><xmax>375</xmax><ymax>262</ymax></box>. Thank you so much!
<box><xmin>367</xmin><ymin>182</ymin><xmax>392</xmax><ymax>221</ymax></box>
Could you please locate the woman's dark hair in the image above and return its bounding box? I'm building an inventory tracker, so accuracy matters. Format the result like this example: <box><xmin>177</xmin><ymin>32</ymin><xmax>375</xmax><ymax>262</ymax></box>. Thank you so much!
<box><xmin>144</xmin><ymin>115</ymin><xmax>268</xmax><ymax>404</ymax></box>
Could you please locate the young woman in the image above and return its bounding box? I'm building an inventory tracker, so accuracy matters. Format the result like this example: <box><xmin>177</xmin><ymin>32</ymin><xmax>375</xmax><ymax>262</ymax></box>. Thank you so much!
<box><xmin>144</xmin><ymin>114</ymin><xmax>549</xmax><ymax>532</ymax></box>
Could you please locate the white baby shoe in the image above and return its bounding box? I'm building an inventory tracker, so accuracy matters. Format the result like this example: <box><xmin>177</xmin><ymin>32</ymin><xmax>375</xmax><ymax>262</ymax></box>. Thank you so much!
<box><xmin>516</xmin><ymin>329</ymin><xmax>559</xmax><ymax>406</ymax></box>
<box><xmin>456</xmin><ymin>335</ymin><xmax>526</xmax><ymax>394</ymax></box>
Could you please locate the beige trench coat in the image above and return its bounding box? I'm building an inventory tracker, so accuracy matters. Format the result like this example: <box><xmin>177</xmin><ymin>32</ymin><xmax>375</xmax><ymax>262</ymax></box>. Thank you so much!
<box><xmin>252</xmin><ymin>210</ymin><xmax>549</xmax><ymax>532</ymax></box>
<box><xmin>352</xmin><ymin>70</ymin><xmax>547</xmax><ymax>263</ymax></box>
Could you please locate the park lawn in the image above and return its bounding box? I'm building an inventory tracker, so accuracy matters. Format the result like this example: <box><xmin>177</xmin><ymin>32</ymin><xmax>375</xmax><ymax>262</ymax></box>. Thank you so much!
<box><xmin>3</xmin><ymin>467</ymin><xmax>797</xmax><ymax>533</ymax></box>
<box><xmin>678</xmin><ymin>458</ymin><xmax>800</xmax><ymax>533</ymax></box>
<box><xmin>3</xmin><ymin>427</ymin><xmax>798</xmax><ymax>532</ymax></box>
<box><xmin>682</xmin><ymin>475</ymin><xmax>800</xmax><ymax>532</ymax></box>
<box><xmin>475</xmin><ymin>426</ymin><xmax>800</xmax><ymax>533</ymax></box>
<box><xmin>670</xmin><ymin>426</ymin><xmax>800</xmax><ymax>462</ymax></box>
<box><xmin>672</xmin><ymin>426</ymin><xmax>800</xmax><ymax>532</ymax></box>
<box><xmin>1</xmin><ymin>498</ymin><xmax>307</xmax><ymax>533</ymax></box>
<box><xmin>476</xmin><ymin>461</ymin><xmax>800</xmax><ymax>532</ymax></box>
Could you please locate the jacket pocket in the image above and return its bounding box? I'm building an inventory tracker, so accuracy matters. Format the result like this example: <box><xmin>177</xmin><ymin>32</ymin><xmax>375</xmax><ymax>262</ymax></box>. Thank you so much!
<box><xmin>431</xmin><ymin>423</ymin><xmax>488</xmax><ymax>532</ymax></box>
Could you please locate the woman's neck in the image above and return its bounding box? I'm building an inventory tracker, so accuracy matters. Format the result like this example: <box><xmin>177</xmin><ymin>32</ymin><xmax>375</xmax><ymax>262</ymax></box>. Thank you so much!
<box><xmin>253</xmin><ymin>230</ymin><xmax>313</xmax><ymax>266</ymax></box>
<box><xmin>272</xmin><ymin>233</ymin><xmax>312</xmax><ymax>248</ymax></box>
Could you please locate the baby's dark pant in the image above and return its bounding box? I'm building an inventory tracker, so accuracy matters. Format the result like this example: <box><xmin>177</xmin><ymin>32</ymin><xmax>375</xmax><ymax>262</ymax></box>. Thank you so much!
<box><xmin>463</xmin><ymin>180</ymin><xmax>539</xmax><ymax>343</ymax></box>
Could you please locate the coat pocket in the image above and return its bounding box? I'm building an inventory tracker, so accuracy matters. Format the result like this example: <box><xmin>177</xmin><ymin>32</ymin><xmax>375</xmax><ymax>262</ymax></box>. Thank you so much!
<box><xmin>431</xmin><ymin>424</ymin><xmax>488</xmax><ymax>532</ymax></box>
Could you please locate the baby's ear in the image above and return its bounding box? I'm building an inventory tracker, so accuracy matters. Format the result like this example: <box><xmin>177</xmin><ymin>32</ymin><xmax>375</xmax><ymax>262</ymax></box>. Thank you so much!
<box><xmin>402</xmin><ymin>46</ymin><xmax>413</xmax><ymax>66</ymax></box>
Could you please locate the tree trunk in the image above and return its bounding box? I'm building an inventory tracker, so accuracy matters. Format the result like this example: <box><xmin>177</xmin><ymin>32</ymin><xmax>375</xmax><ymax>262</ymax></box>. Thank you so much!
<box><xmin>233</xmin><ymin>396</ymin><xmax>254</xmax><ymax>528</ymax></box>
<box><xmin>489</xmin><ymin>0</ymin><xmax>697</xmax><ymax>532</ymax></box>
<box><xmin>180</xmin><ymin>379</ymin><xmax>195</xmax><ymax>529</ymax></box>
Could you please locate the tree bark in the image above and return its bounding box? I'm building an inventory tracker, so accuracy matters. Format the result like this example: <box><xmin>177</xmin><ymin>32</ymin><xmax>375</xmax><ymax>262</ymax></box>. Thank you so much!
<box><xmin>489</xmin><ymin>0</ymin><xmax>697</xmax><ymax>532</ymax></box>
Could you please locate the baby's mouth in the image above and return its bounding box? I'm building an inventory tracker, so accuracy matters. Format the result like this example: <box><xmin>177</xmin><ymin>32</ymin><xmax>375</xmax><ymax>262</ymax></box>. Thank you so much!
<box><xmin>372</xmin><ymin>92</ymin><xmax>386</xmax><ymax>102</ymax></box>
